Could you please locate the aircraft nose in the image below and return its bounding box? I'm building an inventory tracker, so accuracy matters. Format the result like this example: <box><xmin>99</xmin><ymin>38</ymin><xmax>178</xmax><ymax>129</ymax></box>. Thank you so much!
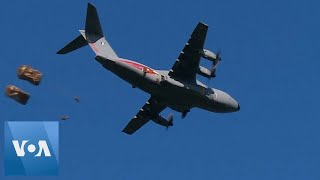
<box><xmin>228</xmin><ymin>96</ymin><xmax>240</xmax><ymax>112</ymax></box>
<box><xmin>214</xmin><ymin>89</ymin><xmax>240</xmax><ymax>112</ymax></box>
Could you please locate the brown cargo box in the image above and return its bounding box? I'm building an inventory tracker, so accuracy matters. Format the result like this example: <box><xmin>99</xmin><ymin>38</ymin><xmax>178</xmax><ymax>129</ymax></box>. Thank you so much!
<box><xmin>17</xmin><ymin>65</ymin><xmax>42</xmax><ymax>86</ymax></box>
<box><xmin>5</xmin><ymin>85</ymin><xmax>30</xmax><ymax>105</ymax></box>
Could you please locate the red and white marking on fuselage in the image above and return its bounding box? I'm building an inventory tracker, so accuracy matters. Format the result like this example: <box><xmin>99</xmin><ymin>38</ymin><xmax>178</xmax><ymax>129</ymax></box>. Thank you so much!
<box><xmin>118</xmin><ymin>58</ymin><xmax>158</xmax><ymax>75</ymax></box>
<box><xmin>89</xmin><ymin>43</ymin><xmax>99</xmax><ymax>53</ymax></box>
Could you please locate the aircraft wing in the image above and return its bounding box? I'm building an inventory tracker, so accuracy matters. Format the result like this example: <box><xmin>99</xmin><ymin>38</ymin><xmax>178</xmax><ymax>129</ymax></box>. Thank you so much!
<box><xmin>168</xmin><ymin>22</ymin><xmax>208</xmax><ymax>81</ymax></box>
<box><xmin>122</xmin><ymin>97</ymin><xmax>166</xmax><ymax>135</ymax></box>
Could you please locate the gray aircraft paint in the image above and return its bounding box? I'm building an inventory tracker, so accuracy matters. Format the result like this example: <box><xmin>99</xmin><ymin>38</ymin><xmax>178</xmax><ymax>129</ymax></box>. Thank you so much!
<box><xmin>57</xmin><ymin>3</ymin><xmax>240</xmax><ymax>134</ymax></box>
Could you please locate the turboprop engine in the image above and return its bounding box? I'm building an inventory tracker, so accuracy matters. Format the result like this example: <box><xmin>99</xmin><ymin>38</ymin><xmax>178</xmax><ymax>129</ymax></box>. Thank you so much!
<box><xmin>197</xmin><ymin>66</ymin><xmax>213</xmax><ymax>78</ymax></box>
<box><xmin>199</xmin><ymin>49</ymin><xmax>217</xmax><ymax>61</ymax></box>
<box><xmin>197</xmin><ymin>49</ymin><xmax>221</xmax><ymax>79</ymax></box>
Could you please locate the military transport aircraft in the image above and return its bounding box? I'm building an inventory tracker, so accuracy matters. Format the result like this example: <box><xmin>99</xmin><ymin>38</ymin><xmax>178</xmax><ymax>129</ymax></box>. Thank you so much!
<box><xmin>57</xmin><ymin>3</ymin><xmax>240</xmax><ymax>135</ymax></box>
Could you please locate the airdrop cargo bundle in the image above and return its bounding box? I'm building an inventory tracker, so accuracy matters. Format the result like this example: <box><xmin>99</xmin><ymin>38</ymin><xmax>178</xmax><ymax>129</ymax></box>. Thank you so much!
<box><xmin>5</xmin><ymin>85</ymin><xmax>30</xmax><ymax>105</ymax></box>
<box><xmin>17</xmin><ymin>65</ymin><xmax>42</xmax><ymax>86</ymax></box>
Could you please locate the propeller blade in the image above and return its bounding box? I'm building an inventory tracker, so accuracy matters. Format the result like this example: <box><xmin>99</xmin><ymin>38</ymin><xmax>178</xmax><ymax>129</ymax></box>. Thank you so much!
<box><xmin>166</xmin><ymin>113</ymin><xmax>174</xmax><ymax>130</ymax></box>
<box><xmin>209</xmin><ymin>49</ymin><xmax>221</xmax><ymax>79</ymax></box>
<box><xmin>216</xmin><ymin>49</ymin><xmax>221</xmax><ymax>61</ymax></box>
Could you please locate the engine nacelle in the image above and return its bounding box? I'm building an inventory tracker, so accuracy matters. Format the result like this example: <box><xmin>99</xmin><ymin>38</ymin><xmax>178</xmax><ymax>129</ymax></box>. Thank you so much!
<box><xmin>197</xmin><ymin>66</ymin><xmax>212</xmax><ymax>78</ymax></box>
<box><xmin>199</xmin><ymin>49</ymin><xmax>217</xmax><ymax>61</ymax></box>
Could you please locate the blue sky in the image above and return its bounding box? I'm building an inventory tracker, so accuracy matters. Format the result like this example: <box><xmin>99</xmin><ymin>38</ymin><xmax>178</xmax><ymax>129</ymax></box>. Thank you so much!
<box><xmin>1</xmin><ymin>0</ymin><xmax>320</xmax><ymax>179</ymax></box>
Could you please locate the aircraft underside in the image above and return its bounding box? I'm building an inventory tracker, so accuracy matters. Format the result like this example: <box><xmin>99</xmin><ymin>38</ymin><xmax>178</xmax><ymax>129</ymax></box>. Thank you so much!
<box><xmin>57</xmin><ymin>3</ymin><xmax>239</xmax><ymax>134</ymax></box>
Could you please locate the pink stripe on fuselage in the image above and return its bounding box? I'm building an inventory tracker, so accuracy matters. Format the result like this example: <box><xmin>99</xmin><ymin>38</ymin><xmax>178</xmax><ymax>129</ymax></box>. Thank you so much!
<box><xmin>118</xmin><ymin>59</ymin><xmax>158</xmax><ymax>74</ymax></box>
<box><xmin>89</xmin><ymin>43</ymin><xmax>99</xmax><ymax>53</ymax></box>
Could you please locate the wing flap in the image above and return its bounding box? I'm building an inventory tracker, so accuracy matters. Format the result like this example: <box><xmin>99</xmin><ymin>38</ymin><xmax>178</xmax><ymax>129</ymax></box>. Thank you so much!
<box><xmin>122</xmin><ymin>97</ymin><xmax>166</xmax><ymax>135</ymax></box>
<box><xmin>168</xmin><ymin>22</ymin><xmax>208</xmax><ymax>80</ymax></box>
<box><xmin>122</xmin><ymin>116</ymin><xmax>149</xmax><ymax>135</ymax></box>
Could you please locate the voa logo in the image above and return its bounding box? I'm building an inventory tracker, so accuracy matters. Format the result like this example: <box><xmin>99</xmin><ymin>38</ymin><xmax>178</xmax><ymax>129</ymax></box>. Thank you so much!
<box><xmin>5</xmin><ymin>121</ymin><xmax>59</xmax><ymax>176</ymax></box>
<box><xmin>12</xmin><ymin>140</ymin><xmax>51</xmax><ymax>157</ymax></box>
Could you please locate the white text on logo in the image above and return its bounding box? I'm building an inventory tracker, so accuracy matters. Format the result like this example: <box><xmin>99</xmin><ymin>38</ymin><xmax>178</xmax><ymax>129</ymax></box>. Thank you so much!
<box><xmin>12</xmin><ymin>140</ymin><xmax>51</xmax><ymax>157</ymax></box>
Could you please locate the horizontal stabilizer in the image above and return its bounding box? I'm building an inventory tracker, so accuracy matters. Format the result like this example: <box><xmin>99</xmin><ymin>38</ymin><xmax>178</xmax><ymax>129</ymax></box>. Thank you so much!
<box><xmin>57</xmin><ymin>35</ymin><xmax>87</xmax><ymax>54</ymax></box>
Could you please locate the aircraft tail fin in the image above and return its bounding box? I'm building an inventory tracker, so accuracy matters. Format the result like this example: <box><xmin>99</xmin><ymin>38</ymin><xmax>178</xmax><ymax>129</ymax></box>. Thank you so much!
<box><xmin>57</xmin><ymin>3</ymin><xmax>118</xmax><ymax>59</ymax></box>
<box><xmin>85</xmin><ymin>3</ymin><xmax>103</xmax><ymax>38</ymax></box>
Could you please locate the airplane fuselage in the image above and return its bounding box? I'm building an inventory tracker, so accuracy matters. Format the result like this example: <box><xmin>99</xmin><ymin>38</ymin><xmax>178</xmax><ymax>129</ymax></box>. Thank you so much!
<box><xmin>95</xmin><ymin>56</ymin><xmax>240</xmax><ymax>113</ymax></box>
<box><xmin>57</xmin><ymin>3</ymin><xmax>239</xmax><ymax>134</ymax></box>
